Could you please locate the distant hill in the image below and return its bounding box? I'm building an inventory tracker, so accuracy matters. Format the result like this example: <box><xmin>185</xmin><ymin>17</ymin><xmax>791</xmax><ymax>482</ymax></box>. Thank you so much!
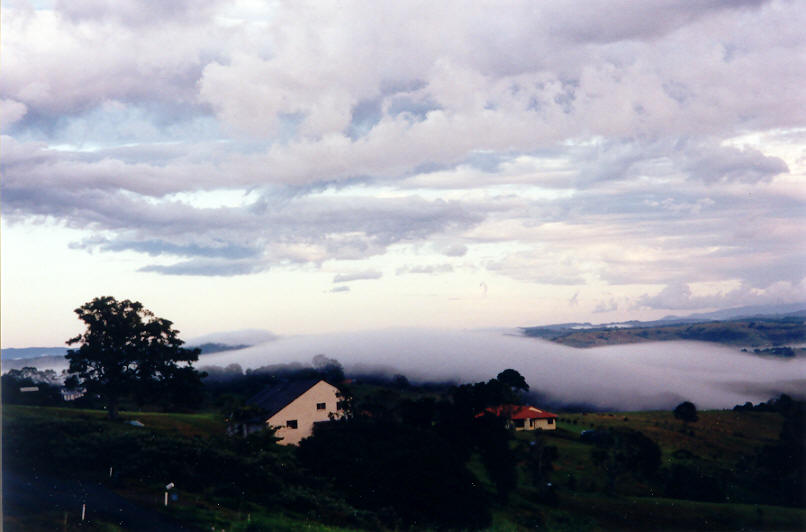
<box><xmin>192</xmin><ymin>342</ymin><xmax>251</xmax><ymax>354</ymax></box>
<box><xmin>660</xmin><ymin>302</ymin><xmax>806</xmax><ymax>322</ymax></box>
<box><xmin>2</xmin><ymin>347</ymin><xmax>68</xmax><ymax>360</ymax></box>
<box><xmin>523</xmin><ymin>307</ymin><xmax>806</xmax><ymax>349</ymax></box>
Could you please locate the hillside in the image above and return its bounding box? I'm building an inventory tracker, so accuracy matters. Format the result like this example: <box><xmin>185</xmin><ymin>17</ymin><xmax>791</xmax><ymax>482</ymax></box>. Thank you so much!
<box><xmin>4</xmin><ymin>386</ymin><xmax>805</xmax><ymax>531</ymax></box>
<box><xmin>523</xmin><ymin>316</ymin><xmax>806</xmax><ymax>349</ymax></box>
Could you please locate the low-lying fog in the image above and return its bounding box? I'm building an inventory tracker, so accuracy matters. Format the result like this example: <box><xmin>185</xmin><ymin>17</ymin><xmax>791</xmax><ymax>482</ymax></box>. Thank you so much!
<box><xmin>199</xmin><ymin>328</ymin><xmax>806</xmax><ymax>411</ymax></box>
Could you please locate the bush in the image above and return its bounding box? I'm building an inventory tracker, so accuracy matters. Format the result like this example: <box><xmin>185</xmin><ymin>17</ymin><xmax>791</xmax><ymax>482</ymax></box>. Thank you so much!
<box><xmin>298</xmin><ymin>419</ymin><xmax>492</xmax><ymax>529</ymax></box>
<box><xmin>673</xmin><ymin>401</ymin><xmax>698</xmax><ymax>423</ymax></box>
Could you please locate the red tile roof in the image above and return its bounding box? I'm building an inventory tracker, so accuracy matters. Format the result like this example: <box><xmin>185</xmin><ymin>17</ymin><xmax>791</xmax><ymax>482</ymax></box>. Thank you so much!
<box><xmin>480</xmin><ymin>404</ymin><xmax>558</xmax><ymax>420</ymax></box>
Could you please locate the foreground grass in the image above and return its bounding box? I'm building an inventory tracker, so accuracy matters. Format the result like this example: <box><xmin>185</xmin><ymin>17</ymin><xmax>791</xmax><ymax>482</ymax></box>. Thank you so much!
<box><xmin>3</xmin><ymin>404</ymin><xmax>226</xmax><ymax>438</ymax></box>
<box><xmin>560</xmin><ymin>493</ymin><xmax>806</xmax><ymax>531</ymax></box>
<box><xmin>4</xmin><ymin>404</ymin><xmax>804</xmax><ymax>531</ymax></box>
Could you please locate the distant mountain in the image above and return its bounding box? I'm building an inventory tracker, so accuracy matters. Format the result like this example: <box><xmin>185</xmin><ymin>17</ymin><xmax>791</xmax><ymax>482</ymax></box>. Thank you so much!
<box><xmin>187</xmin><ymin>329</ymin><xmax>277</xmax><ymax>347</ymax></box>
<box><xmin>522</xmin><ymin>307</ymin><xmax>806</xmax><ymax>349</ymax></box>
<box><xmin>2</xmin><ymin>355</ymin><xmax>69</xmax><ymax>372</ymax></box>
<box><xmin>193</xmin><ymin>342</ymin><xmax>251</xmax><ymax>354</ymax></box>
<box><xmin>2</xmin><ymin>347</ymin><xmax>68</xmax><ymax>360</ymax></box>
<box><xmin>660</xmin><ymin>302</ymin><xmax>806</xmax><ymax>322</ymax></box>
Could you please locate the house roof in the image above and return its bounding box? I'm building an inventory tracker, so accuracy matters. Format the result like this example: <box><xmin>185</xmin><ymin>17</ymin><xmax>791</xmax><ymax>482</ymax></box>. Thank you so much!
<box><xmin>481</xmin><ymin>405</ymin><xmax>558</xmax><ymax>420</ymax></box>
<box><xmin>247</xmin><ymin>379</ymin><xmax>326</xmax><ymax>419</ymax></box>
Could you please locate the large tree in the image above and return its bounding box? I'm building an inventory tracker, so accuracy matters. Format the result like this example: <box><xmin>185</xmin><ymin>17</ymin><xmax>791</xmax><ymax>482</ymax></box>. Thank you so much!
<box><xmin>66</xmin><ymin>296</ymin><xmax>201</xmax><ymax>419</ymax></box>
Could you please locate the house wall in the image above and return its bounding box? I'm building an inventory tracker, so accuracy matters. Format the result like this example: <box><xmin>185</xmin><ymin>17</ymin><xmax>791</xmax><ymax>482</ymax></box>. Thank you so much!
<box><xmin>532</xmin><ymin>418</ymin><xmax>556</xmax><ymax>430</ymax></box>
<box><xmin>514</xmin><ymin>417</ymin><xmax>557</xmax><ymax>431</ymax></box>
<box><xmin>267</xmin><ymin>381</ymin><xmax>342</xmax><ymax>445</ymax></box>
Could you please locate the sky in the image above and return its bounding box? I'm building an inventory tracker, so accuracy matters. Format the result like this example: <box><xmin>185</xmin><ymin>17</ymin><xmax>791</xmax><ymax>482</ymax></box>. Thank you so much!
<box><xmin>2</xmin><ymin>0</ymin><xmax>805</xmax><ymax>348</ymax></box>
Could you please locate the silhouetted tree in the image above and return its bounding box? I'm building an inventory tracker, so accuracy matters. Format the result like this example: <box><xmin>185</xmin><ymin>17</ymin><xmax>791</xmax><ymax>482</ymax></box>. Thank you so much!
<box><xmin>526</xmin><ymin>432</ymin><xmax>559</xmax><ymax>487</ymax></box>
<box><xmin>674</xmin><ymin>401</ymin><xmax>698</xmax><ymax>423</ymax></box>
<box><xmin>65</xmin><ymin>296</ymin><xmax>201</xmax><ymax>419</ymax></box>
<box><xmin>1</xmin><ymin>368</ymin><xmax>63</xmax><ymax>406</ymax></box>
<box><xmin>592</xmin><ymin>428</ymin><xmax>661</xmax><ymax>493</ymax></box>
<box><xmin>299</xmin><ymin>419</ymin><xmax>492</xmax><ymax>529</ymax></box>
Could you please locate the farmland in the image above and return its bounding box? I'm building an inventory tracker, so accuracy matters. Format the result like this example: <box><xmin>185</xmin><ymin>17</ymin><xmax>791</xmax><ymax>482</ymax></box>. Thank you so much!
<box><xmin>4</xmin><ymin>385</ymin><xmax>805</xmax><ymax>531</ymax></box>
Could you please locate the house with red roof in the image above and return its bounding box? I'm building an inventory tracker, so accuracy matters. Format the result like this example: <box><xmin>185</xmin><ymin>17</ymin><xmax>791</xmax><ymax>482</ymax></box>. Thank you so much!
<box><xmin>480</xmin><ymin>404</ymin><xmax>558</xmax><ymax>431</ymax></box>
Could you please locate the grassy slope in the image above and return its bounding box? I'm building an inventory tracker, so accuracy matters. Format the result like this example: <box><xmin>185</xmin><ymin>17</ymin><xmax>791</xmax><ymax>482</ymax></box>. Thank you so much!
<box><xmin>4</xmin><ymin>405</ymin><xmax>805</xmax><ymax>531</ymax></box>
<box><xmin>2</xmin><ymin>405</ymin><xmax>353</xmax><ymax>532</ymax></box>
<box><xmin>526</xmin><ymin>318</ymin><xmax>806</xmax><ymax>348</ymax></box>
<box><xmin>3</xmin><ymin>404</ymin><xmax>227</xmax><ymax>437</ymax></box>
<box><xmin>492</xmin><ymin>410</ymin><xmax>805</xmax><ymax>531</ymax></box>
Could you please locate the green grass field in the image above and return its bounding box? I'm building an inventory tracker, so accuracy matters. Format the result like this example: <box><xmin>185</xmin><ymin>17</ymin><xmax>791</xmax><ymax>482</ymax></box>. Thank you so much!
<box><xmin>4</xmin><ymin>404</ymin><xmax>804</xmax><ymax>531</ymax></box>
<box><xmin>3</xmin><ymin>404</ymin><xmax>227</xmax><ymax>437</ymax></box>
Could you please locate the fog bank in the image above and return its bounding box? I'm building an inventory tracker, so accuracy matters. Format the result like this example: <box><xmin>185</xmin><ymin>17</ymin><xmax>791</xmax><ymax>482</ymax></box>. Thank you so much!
<box><xmin>198</xmin><ymin>328</ymin><xmax>806</xmax><ymax>410</ymax></box>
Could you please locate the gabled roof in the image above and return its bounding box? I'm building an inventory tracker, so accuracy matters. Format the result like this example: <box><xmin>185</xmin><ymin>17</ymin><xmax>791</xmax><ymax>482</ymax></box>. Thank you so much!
<box><xmin>247</xmin><ymin>379</ymin><xmax>325</xmax><ymax>419</ymax></box>
<box><xmin>481</xmin><ymin>405</ymin><xmax>558</xmax><ymax>420</ymax></box>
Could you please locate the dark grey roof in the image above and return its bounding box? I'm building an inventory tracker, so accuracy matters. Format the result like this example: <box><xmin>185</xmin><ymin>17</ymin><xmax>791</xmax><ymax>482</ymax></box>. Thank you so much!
<box><xmin>247</xmin><ymin>379</ymin><xmax>324</xmax><ymax>419</ymax></box>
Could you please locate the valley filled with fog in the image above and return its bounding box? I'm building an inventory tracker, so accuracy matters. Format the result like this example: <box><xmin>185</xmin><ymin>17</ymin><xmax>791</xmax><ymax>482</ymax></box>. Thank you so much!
<box><xmin>197</xmin><ymin>328</ymin><xmax>805</xmax><ymax>411</ymax></box>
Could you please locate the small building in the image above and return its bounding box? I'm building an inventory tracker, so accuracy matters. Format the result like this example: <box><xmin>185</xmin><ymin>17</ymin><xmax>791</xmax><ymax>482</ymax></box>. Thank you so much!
<box><xmin>481</xmin><ymin>404</ymin><xmax>558</xmax><ymax>431</ymax></box>
<box><xmin>60</xmin><ymin>387</ymin><xmax>86</xmax><ymax>401</ymax></box>
<box><xmin>245</xmin><ymin>379</ymin><xmax>343</xmax><ymax>445</ymax></box>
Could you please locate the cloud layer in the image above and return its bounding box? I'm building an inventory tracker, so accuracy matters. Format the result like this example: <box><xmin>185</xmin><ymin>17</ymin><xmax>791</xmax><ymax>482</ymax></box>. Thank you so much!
<box><xmin>2</xmin><ymin>0</ymin><xmax>805</xmax><ymax>322</ymax></box>
<box><xmin>197</xmin><ymin>328</ymin><xmax>806</xmax><ymax>410</ymax></box>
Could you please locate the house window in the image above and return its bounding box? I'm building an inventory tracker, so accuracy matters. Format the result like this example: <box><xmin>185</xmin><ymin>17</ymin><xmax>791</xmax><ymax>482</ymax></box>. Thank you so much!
<box><xmin>286</xmin><ymin>420</ymin><xmax>298</xmax><ymax>429</ymax></box>
<box><xmin>316</xmin><ymin>402</ymin><xmax>326</xmax><ymax>410</ymax></box>
<box><xmin>514</xmin><ymin>419</ymin><xmax>525</xmax><ymax>428</ymax></box>
<box><xmin>547</xmin><ymin>418</ymin><xmax>554</xmax><ymax>425</ymax></box>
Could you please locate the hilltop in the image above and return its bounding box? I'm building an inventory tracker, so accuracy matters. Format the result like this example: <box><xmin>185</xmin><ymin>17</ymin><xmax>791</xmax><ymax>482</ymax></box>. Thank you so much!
<box><xmin>522</xmin><ymin>306</ymin><xmax>806</xmax><ymax>350</ymax></box>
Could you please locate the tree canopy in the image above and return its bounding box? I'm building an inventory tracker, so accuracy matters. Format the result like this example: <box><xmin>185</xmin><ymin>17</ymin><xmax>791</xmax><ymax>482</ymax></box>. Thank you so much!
<box><xmin>65</xmin><ymin>296</ymin><xmax>202</xmax><ymax>418</ymax></box>
<box><xmin>673</xmin><ymin>401</ymin><xmax>699</xmax><ymax>423</ymax></box>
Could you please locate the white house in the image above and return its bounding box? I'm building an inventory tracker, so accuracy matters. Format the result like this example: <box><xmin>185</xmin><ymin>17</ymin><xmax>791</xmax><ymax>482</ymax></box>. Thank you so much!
<box><xmin>246</xmin><ymin>379</ymin><xmax>343</xmax><ymax>445</ymax></box>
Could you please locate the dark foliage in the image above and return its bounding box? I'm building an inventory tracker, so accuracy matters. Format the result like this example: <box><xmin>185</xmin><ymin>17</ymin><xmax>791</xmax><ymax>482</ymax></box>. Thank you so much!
<box><xmin>201</xmin><ymin>356</ymin><xmax>346</xmax><ymax>413</ymax></box>
<box><xmin>663</xmin><ymin>463</ymin><xmax>725</xmax><ymax>502</ymax></box>
<box><xmin>524</xmin><ymin>432</ymin><xmax>559</xmax><ymax>497</ymax></box>
<box><xmin>1</xmin><ymin>368</ymin><xmax>63</xmax><ymax>406</ymax></box>
<box><xmin>673</xmin><ymin>401</ymin><xmax>698</xmax><ymax>423</ymax></box>
<box><xmin>450</xmin><ymin>368</ymin><xmax>529</xmax><ymax>417</ymax></box>
<box><xmin>298</xmin><ymin>418</ymin><xmax>492</xmax><ymax>529</ymax></box>
<box><xmin>65</xmin><ymin>296</ymin><xmax>202</xmax><ymax>418</ymax></box>
<box><xmin>473</xmin><ymin>414</ymin><xmax>519</xmax><ymax>502</ymax></box>
<box><xmin>741</xmin><ymin>397</ymin><xmax>806</xmax><ymax>507</ymax></box>
<box><xmin>591</xmin><ymin>428</ymin><xmax>661</xmax><ymax>492</ymax></box>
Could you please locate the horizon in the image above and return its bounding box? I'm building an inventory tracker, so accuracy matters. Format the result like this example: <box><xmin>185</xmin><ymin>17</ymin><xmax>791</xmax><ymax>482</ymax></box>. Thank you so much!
<box><xmin>2</xmin><ymin>1</ymin><xmax>805</xmax><ymax>348</ymax></box>
<box><xmin>4</xmin><ymin>300</ymin><xmax>805</xmax><ymax>350</ymax></box>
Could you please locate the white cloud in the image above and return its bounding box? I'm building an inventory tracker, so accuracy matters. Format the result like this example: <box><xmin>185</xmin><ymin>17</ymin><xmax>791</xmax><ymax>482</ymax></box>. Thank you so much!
<box><xmin>333</xmin><ymin>271</ymin><xmax>383</xmax><ymax>283</ymax></box>
<box><xmin>636</xmin><ymin>280</ymin><xmax>806</xmax><ymax>311</ymax></box>
<box><xmin>2</xmin><ymin>0</ymin><xmax>805</xmax><ymax>340</ymax></box>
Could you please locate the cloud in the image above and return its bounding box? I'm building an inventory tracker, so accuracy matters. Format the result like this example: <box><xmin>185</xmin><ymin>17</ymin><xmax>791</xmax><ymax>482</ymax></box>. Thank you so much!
<box><xmin>682</xmin><ymin>142</ymin><xmax>789</xmax><ymax>184</ymax></box>
<box><xmin>568</xmin><ymin>292</ymin><xmax>579</xmax><ymax>306</ymax></box>
<box><xmin>443</xmin><ymin>244</ymin><xmax>468</xmax><ymax>257</ymax></box>
<box><xmin>0</xmin><ymin>99</ymin><xmax>27</xmax><ymax>127</ymax></box>
<box><xmin>71</xmin><ymin>237</ymin><xmax>260</xmax><ymax>260</ymax></box>
<box><xmin>636</xmin><ymin>280</ymin><xmax>806</xmax><ymax>311</ymax></box>
<box><xmin>139</xmin><ymin>258</ymin><xmax>269</xmax><ymax>277</ymax></box>
<box><xmin>594</xmin><ymin>298</ymin><xmax>619</xmax><ymax>313</ymax></box>
<box><xmin>396</xmin><ymin>264</ymin><xmax>454</xmax><ymax>275</ymax></box>
<box><xmin>196</xmin><ymin>328</ymin><xmax>806</xmax><ymax>410</ymax></box>
<box><xmin>2</xmin><ymin>0</ymin><xmax>805</xmax><ymax>306</ymax></box>
<box><xmin>333</xmin><ymin>271</ymin><xmax>383</xmax><ymax>283</ymax></box>
<box><xmin>329</xmin><ymin>286</ymin><xmax>351</xmax><ymax>293</ymax></box>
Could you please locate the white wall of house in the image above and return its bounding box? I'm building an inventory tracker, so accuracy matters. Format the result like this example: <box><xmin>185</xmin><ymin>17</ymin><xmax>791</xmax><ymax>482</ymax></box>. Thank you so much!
<box><xmin>531</xmin><ymin>417</ymin><xmax>556</xmax><ymax>430</ymax></box>
<box><xmin>513</xmin><ymin>417</ymin><xmax>557</xmax><ymax>431</ymax></box>
<box><xmin>267</xmin><ymin>380</ymin><xmax>342</xmax><ymax>445</ymax></box>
